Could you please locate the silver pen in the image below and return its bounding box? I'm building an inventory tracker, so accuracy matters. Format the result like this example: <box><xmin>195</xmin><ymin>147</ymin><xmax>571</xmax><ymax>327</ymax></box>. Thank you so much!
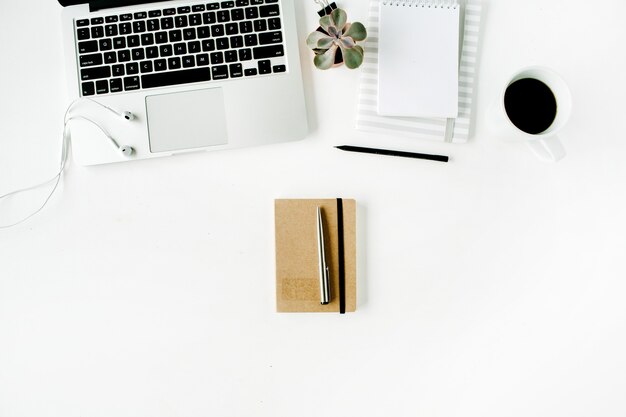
<box><xmin>317</xmin><ymin>206</ymin><xmax>331</xmax><ymax>305</ymax></box>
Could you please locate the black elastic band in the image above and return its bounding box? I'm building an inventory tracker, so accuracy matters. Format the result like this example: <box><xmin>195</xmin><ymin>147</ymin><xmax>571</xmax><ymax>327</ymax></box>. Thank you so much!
<box><xmin>336</xmin><ymin>198</ymin><xmax>346</xmax><ymax>314</ymax></box>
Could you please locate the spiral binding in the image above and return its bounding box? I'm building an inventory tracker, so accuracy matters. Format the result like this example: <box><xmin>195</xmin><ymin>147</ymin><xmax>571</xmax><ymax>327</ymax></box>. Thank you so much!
<box><xmin>381</xmin><ymin>0</ymin><xmax>459</xmax><ymax>9</ymax></box>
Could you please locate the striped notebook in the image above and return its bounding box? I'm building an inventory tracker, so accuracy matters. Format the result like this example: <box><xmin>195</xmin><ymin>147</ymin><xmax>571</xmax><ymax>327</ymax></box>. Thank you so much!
<box><xmin>356</xmin><ymin>0</ymin><xmax>482</xmax><ymax>143</ymax></box>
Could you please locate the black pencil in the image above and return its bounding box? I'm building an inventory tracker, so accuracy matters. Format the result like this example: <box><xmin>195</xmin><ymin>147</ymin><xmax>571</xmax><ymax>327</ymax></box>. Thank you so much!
<box><xmin>335</xmin><ymin>145</ymin><xmax>449</xmax><ymax>163</ymax></box>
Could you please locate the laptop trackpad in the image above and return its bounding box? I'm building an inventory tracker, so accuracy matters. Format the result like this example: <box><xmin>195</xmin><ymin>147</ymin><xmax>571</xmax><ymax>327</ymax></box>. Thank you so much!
<box><xmin>146</xmin><ymin>88</ymin><xmax>228</xmax><ymax>153</ymax></box>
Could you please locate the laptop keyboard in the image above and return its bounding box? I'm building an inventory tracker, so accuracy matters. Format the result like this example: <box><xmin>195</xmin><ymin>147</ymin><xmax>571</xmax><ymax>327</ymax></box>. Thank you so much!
<box><xmin>74</xmin><ymin>0</ymin><xmax>287</xmax><ymax>96</ymax></box>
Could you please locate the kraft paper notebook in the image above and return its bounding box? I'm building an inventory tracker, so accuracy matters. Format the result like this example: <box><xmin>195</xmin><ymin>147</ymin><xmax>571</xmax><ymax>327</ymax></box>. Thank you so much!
<box><xmin>275</xmin><ymin>199</ymin><xmax>356</xmax><ymax>313</ymax></box>
<box><xmin>378</xmin><ymin>0</ymin><xmax>460</xmax><ymax>118</ymax></box>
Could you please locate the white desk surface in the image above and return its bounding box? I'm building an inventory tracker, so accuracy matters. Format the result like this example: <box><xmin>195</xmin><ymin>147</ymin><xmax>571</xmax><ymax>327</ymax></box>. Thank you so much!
<box><xmin>2</xmin><ymin>0</ymin><xmax>626</xmax><ymax>416</ymax></box>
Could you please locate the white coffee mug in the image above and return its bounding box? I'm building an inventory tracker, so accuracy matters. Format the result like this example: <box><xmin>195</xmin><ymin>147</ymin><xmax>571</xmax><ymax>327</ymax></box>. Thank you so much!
<box><xmin>492</xmin><ymin>66</ymin><xmax>572</xmax><ymax>162</ymax></box>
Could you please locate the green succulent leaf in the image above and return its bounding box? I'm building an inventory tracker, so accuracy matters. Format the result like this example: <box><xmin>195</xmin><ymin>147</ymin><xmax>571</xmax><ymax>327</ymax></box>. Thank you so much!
<box><xmin>341</xmin><ymin>44</ymin><xmax>364</xmax><ymax>69</ymax></box>
<box><xmin>331</xmin><ymin>8</ymin><xmax>348</xmax><ymax>31</ymax></box>
<box><xmin>339</xmin><ymin>36</ymin><xmax>355</xmax><ymax>49</ymax></box>
<box><xmin>306</xmin><ymin>30</ymin><xmax>332</xmax><ymax>50</ymax></box>
<box><xmin>344</xmin><ymin>21</ymin><xmax>367</xmax><ymax>42</ymax></box>
<box><xmin>319</xmin><ymin>14</ymin><xmax>333</xmax><ymax>32</ymax></box>
<box><xmin>314</xmin><ymin>45</ymin><xmax>338</xmax><ymax>70</ymax></box>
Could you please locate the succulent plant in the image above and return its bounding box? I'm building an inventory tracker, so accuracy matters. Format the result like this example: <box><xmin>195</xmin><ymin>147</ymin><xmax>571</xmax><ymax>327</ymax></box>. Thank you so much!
<box><xmin>306</xmin><ymin>8</ymin><xmax>367</xmax><ymax>70</ymax></box>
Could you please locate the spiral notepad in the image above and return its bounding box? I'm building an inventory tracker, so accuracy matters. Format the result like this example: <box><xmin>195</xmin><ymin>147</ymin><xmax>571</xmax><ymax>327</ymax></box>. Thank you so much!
<box><xmin>378</xmin><ymin>0</ymin><xmax>460</xmax><ymax>118</ymax></box>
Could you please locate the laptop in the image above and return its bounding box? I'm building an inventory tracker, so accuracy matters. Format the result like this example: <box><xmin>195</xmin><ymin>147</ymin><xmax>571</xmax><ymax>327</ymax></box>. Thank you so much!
<box><xmin>58</xmin><ymin>0</ymin><xmax>308</xmax><ymax>166</ymax></box>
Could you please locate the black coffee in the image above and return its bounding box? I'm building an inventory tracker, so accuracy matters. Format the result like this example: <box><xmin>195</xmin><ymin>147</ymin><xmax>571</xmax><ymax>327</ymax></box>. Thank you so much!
<box><xmin>504</xmin><ymin>78</ymin><xmax>557</xmax><ymax>135</ymax></box>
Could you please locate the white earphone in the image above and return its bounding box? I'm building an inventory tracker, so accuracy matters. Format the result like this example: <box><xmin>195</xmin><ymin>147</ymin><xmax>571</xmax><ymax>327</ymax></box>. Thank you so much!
<box><xmin>0</xmin><ymin>98</ymin><xmax>136</xmax><ymax>228</ymax></box>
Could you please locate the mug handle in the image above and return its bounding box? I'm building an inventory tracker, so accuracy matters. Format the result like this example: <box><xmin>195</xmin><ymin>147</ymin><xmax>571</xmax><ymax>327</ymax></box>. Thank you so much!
<box><xmin>526</xmin><ymin>135</ymin><xmax>566</xmax><ymax>162</ymax></box>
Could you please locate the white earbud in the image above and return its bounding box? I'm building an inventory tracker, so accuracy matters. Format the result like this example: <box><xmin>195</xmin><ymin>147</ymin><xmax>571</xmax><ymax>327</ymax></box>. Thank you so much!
<box><xmin>121</xmin><ymin>111</ymin><xmax>135</xmax><ymax>121</ymax></box>
<box><xmin>119</xmin><ymin>145</ymin><xmax>134</xmax><ymax>156</ymax></box>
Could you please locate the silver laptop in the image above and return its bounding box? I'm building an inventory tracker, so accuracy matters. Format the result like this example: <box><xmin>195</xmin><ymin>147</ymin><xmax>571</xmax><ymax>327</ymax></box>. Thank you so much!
<box><xmin>59</xmin><ymin>0</ymin><xmax>308</xmax><ymax>166</ymax></box>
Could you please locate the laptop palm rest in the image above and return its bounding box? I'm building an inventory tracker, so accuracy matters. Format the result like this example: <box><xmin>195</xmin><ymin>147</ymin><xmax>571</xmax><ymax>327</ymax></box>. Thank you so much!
<box><xmin>146</xmin><ymin>88</ymin><xmax>229</xmax><ymax>153</ymax></box>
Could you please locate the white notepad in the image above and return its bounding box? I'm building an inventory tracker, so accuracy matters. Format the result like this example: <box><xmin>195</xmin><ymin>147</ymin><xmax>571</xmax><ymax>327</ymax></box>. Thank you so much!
<box><xmin>377</xmin><ymin>1</ymin><xmax>460</xmax><ymax>118</ymax></box>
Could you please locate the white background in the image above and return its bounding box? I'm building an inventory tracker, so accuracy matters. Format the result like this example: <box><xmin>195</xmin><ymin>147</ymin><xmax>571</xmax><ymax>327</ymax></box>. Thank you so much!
<box><xmin>2</xmin><ymin>0</ymin><xmax>626</xmax><ymax>416</ymax></box>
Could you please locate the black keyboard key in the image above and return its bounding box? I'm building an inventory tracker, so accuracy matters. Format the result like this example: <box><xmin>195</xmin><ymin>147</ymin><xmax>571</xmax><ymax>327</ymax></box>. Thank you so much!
<box><xmin>183</xmin><ymin>28</ymin><xmax>196</xmax><ymax>40</ymax></box>
<box><xmin>207</xmin><ymin>3</ymin><xmax>220</xmax><ymax>10</ymax></box>
<box><xmin>133</xmin><ymin>20</ymin><xmax>146</xmax><ymax>33</ymax></box>
<box><xmin>81</xmin><ymin>65</ymin><xmax>111</xmax><ymax>81</ymax></box>
<box><xmin>169</xmin><ymin>30</ymin><xmax>182</xmax><ymax>42</ymax></box>
<box><xmin>265</xmin><ymin>0</ymin><xmax>278</xmax><ymax>2</ymax></box>
<box><xmin>229</xmin><ymin>63</ymin><xmax>243</xmax><ymax>77</ymax></box>
<box><xmin>124</xmin><ymin>76</ymin><xmax>140</xmax><ymax>90</ymax></box>
<box><xmin>104</xmin><ymin>52</ymin><xmax>117</xmax><ymax>64</ymax></box>
<box><xmin>142</xmin><ymin>33</ymin><xmax>154</xmax><ymax>45</ymax></box>
<box><xmin>253</xmin><ymin>19</ymin><xmax>266</xmax><ymax>32</ymax></box>
<box><xmin>127</xmin><ymin>35</ymin><xmax>140</xmax><ymax>47</ymax></box>
<box><xmin>230</xmin><ymin>35</ymin><xmax>243</xmax><ymax>48</ymax></box>
<box><xmin>188</xmin><ymin>41</ymin><xmax>201</xmax><ymax>53</ymax></box>
<box><xmin>224</xmin><ymin>50</ymin><xmax>237</xmax><ymax>62</ymax></box>
<box><xmin>212</xmin><ymin>65</ymin><xmax>228</xmax><ymax>80</ymax></box>
<box><xmin>106</xmin><ymin>24</ymin><xmax>118</xmax><ymax>36</ymax></box>
<box><xmin>168</xmin><ymin>57</ymin><xmax>182</xmax><ymax>69</ymax></box>
<box><xmin>225</xmin><ymin>23</ymin><xmax>238</xmax><ymax>35</ymax></box>
<box><xmin>258</xmin><ymin>59</ymin><xmax>271</xmax><ymax>74</ymax></box>
<box><xmin>78</xmin><ymin>40</ymin><xmax>98</xmax><ymax>53</ymax></box>
<box><xmin>217</xmin><ymin>10</ymin><xmax>230</xmax><ymax>22</ymax></box>
<box><xmin>82</xmin><ymin>81</ymin><xmax>95</xmax><ymax>96</ymax></box>
<box><xmin>273</xmin><ymin>64</ymin><xmax>286</xmax><ymax>73</ymax></box>
<box><xmin>110</xmin><ymin>78</ymin><xmax>123</xmax><ymax>92</ymax></box>
<box><xmin>163</xmin><ymin>8</ymin><xmax>176</xmax><ymax>15</ymax></box>
<box><xmin>160</xmin><ymin>45</ymin><xmax>173</xmax><ymax>56</ymax></box>
<box><xmin>146</xmin><ymin>46</ymin><xmax>159</xmax><ymax>58</ymax></box>
<box><xmin>99</xmin><ymin>38</ymin><xmax>113</xmax><ymax>50</ymax></box>
<box><xmin>231</xmin><ymin>8</ymin><xmax>244</xmax><ymax>21</ymax></box>
<box><xmin>175</xmin><ymin>15</ymin><xmax>188</xmax><ymax>27</ymax></box>
<box><xmin>251</xmin><ymin>0</ymin><xmax>263</xmax><ymax>4</ymax></box>
<box><xmin>182</xmin><ymin>55</ymin><xmax>195</xmax><ymax>68</ymax></box>
<box><xmin>113</xmin><ymin>37</ymin><xmax>126</xmax><ymax>49</ymax></box>
<box><xmin>96</xmin><ymin>79</ymin><xmax>109</xmax><ymax>94</ymax></box>
<box><xmin>198</xmin><ymin>26</ymin><xmax>211</xmax><ymax>38</ymax></box>
<box><xmin>244</xmin><ymin>34</ymin><xmax>258</xmax><ymax>46</ymax></box>
<box><xmin>203</xmin><ymin>12</ymin><xmax>216</xmax><ymax>24</ymax></box>
<box><xmin>112</xmin><ymin>64</ymin><xmax>125</xmax><ymax>76</ymax></box>
<box><xmin>119</xmin><ymin>22</ymin><xmax>132</xmax><ymax>35</ymax></box>
<box><xmin>238</xmin><ymin>48</ymin><xmax>251</xmax><ymax>60</ymax></box>
<box><xmin>190</xmin><ymin>13</ymin><xmax>202</xmax><ymax>26</ymax></box>
<box><xmin>253</xmin><ymin>44</ymin><xmax>284</xmax><ymax>59</ymax></box>
<box><xmin>239</xmin><ymin>21</ymin><xmax>253</xmax><ymax>33</ymax></box>
<box><xmin>142</xmin><ymin>68</ymin><xmax>211</xmax><ymax>88</ymax></box>
<box><xmin>259</xmin><ymin>5</ymin><xmax>279</xmax><ymax>17</ymax></box>
<box><xmin>76</xmin><ymin>19</ymin><xmax>89</xmax><ymax>27</ymax></box>
<box><xmin>174</xmin><ymin>42</ymin><xmax>187</xmax><ymax>55</ymax></box>
<box><xmin>216</xmin><ymin>37</ymin><xmax>229</xmax><ymax>50</ymax></box>
<box><xmin>197</xmin><ymin>53</ymin><xmax>209</xmax><ymax>66</ymax></box>
<box><xmin>154</xmin><ymin>59</ymin><xmax>167</xmax><ymax>71</ymax></box>
<box><xmin>149</xmin><ymin>10</ymin><xmax>162</xmax><ymax>18</ymax></box>
<box><xmin>210</xmin><ymin>51</ymin><xmax>224</xmax><ymax>64</ymax></box>
<box><xmin>245</xmin><ymin>7</ymin><xmax>258</xmax><ymax>19</ymax></box>
<box><xmin>91</xmin><ymin>17</ymin><xmax>104</xmax><ymax>25</ymax></box>
<box><xmin>118</xmin><ymin>50</ymin><xmax>131</xmax><ymax>62</ymax></box>
<box><xmin>244</xmin><ymin>68</ymin><xmax>257</xmax><ymax>76</ymax></box>
<box><xmin>211</xmin><ymin>24</ymin><xmax>224</xmax><ymax>37</ymax></box>
<box><xmin>134</xmin><ymin>12</ymin><xmax>147</xmax><ymax>19</ymax></box>
<box><xmin>268</xmin><ymin>17</ymin><xmax>281</xmax><ymax>30</ymax></box>
<box><xmin>126</xmin><ymin>62</ymin><xmax>139</xmax><ymax>74</ymax></box>
<box><xmin>178</xmin><ymin>6</ymin><xmax>191</xmax><ymax>13</ymax></box>
<box><xmin>147</xmin><ymin>19</ymin><xmax>160</xmax><ymax>31</ymax></box>
<box><xmin>259</xmin><ymin>31</ymin><xmax>282</xmax><ymax>45</ymax></box>
<box><xmin>131</xmin><ymin>48</ymin><xmax>145</xmax><ymax>60</ymax></box>
<box><xmin>221</xmin><ymin>1</ymin><xmax>235</xmax><ymax>8</ymax></box>
<box><xmin>155</xmin><ymin>31</ymin><xmax>168</xmax><ymax>43</ymax></box>
<box><xmin>202</xmin><ymin>39</ymin><xmax>215</xmax><ymax>51</ymax></box>
<box><xmin>140</xmin><ymin>60</ymin><xmax>153</xmax><ymax>73</ymax></box>
<box><xmin>161</xmin><ymin>17</ymin><xmax>174</xmax><ymax>29</ymax></box>
<box><xmin>120</xmin><ymin>13</ymin><xmax>133</xmax><ymax>21</ymax></box>
<box><xmin>192</xmin><ymin>5</ymin><xmax>206</xmax><ymax>12</ymax></box>
<box><xmin>91</xmin><ymin>26</ymin><xmax>104</xmax><ymax>38</ymax></box>
<box><xmin>80</xmin><ymin>53</ymin><xmax>103</xmax><ymax>67</ymax></box>
<box><xmin>236</xmin><ymin>0</ymin><xmax>249</xmax><ymax>6</ymax></box>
